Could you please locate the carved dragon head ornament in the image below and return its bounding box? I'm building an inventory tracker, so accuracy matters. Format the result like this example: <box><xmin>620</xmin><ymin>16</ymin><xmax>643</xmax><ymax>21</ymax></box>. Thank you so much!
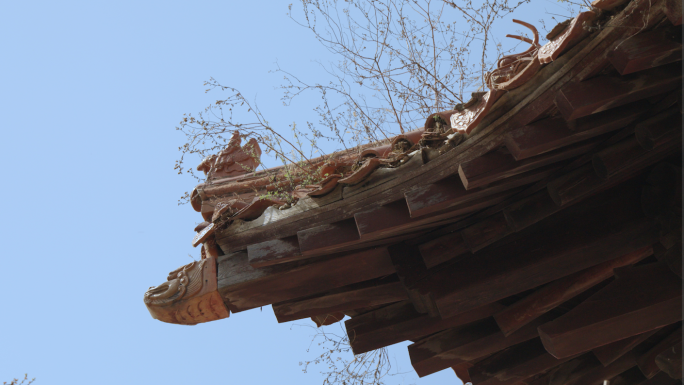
<box><xmin>144</xmin><ymin>260</ymin><xmax>205</xmax><ymax>307</ymax></box>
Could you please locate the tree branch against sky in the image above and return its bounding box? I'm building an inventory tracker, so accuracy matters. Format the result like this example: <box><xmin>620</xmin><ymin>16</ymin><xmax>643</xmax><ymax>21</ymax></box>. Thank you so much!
<box><xmin>176</xmin><ymin>0</ymin><xmax>586</xmax><ymax>194</ymax></box>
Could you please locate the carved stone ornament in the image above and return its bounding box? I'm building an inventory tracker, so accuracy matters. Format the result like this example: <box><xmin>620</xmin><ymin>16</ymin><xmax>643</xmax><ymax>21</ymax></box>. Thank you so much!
<box><xmin>144</xmin><ymin>257</ymin><xmax>230</xmax><ymax>325</ymax></box>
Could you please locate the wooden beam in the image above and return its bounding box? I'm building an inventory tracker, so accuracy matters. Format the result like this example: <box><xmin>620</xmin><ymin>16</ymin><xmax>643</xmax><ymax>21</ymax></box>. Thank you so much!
<box><xmin>538</xmin><ymin>263</ymin><xmax>682</xmax><ymax>359</ymax></box>
<box><xmin>665</xmin><ymin>0</ymin><xmax>682</xmax><ymax>25</ymax></box>
<box><xmin>452</xmin><ymin>363</ymin><xmax>474</xmax><ymax>383</ymax></box>
<box><xmin>419</xmin><ymin>181</ymin><xmax>659</xmax><ymax>319</ymax></box>
<box><xmin>593</xmin><ymin>328</ymin><xmax>661</xmax><ymax>367</ymax></box>
<box><xmin>297</xmin><ymin>218</ymin><xmax>360</xmax><ymax>257</ymax></box>
<box><xmin>494</xmin><ymin>246</ymin><xmax>653</xmax><ymax>336</ymax></box>
<box><xmin>404</xmin><ymin>167</ymin><xmax>555</xmax><ymax>218</ymax></box>
<box><xmin>655</xmin><ymin>242</ymin><xmax>683</xmax><ymax>279</ymax></box>
<box><xmin>460</xmin><ymin>212</ymin><xmax>511</xmax><ymax>252</ymax></box>
<box><xmin>271</xmin><ymin>275</ymin><xmax>407</xmax><ymax>323</ymax></box>
<box><xmin>608</xmin><ymin>28</ymin><xmax>682</xmax><ymax>75</ymax></box>
<box><xmin>637</xmin><ymin>326</ymin><xmax>682</xmax><ymax>379</ymax></box>
<box><xmin>555</xmin><ymin>62</ymin><xmax>682</xmax><ymax>121</ymax></box>
<box><xmin>565</xmin><ymin>352</ymin><xmax>639</xmax><ymax>385</ymax></box>
<box><xmin>408</xmin><ymin>315</ymin><xmax>552</xmax><ymax>377</ymax></box>
<box><xmin>635</xmin><ymin>107</ymin><xmax>682</xmax><ymax>151</ymax></box>
<box><xmin>611</xmin><ymin>367</ymin><xmax>650</xmax><ymax>385</ymax></box>
<box><xmin>655</xmin><ymin>341</ymin><xmax>682</xmax><ymax>380</ymax></box>
<box><xmin>458</xmin><ymin>140</ymin><xmax>597</xmax><ymax>190</ymax></box>
<box><xmin>468</xmin><ymin>338</ymin><xmax>577</xmax><ymax>385</ymax></box>
<box><xmin>387</xmin><ymin>243</ymin><xmax>439</xmax><ymax>316</ymax></box>
<box><xmin>549</xmin><ymin>135</ymin><xmax>679</xmax><ymax>207</ymax></box>
<box><xmin>593</xmin><ymin>131</ymin><xmax>682</xmax><ymax>180</ymax></box>
<box><xmin>637</xmin><ymin>371</ymin><xmax>682</xmax><ymax>385</ymax></box>
<box><xmin>532</xmin><ymin>354</ymin><xmax>603</xmax><ymax>385</ymax></box>
<box><xmin>345</xmin><ymin>300</ymin><xmax>504</xmax><ymax>355</ymax></box>
<box><xmin>418</xmin><ymin>231</ymin><xmax>471</xmax><ymax>269</ymax></box>
<box><xmin>247</xmin><ymin>235</ymin><xmax>301</xmax><ymax>267</ymax></box>
<box><xmin>641</xmin><ymin>162</ymin><xmax>683</xmax><ymax>219</ymax></box>
<box><xmin>502</xmin><ymin>189</ymin><xmax>561</xmax><ymax>233</ymax></box>
<box><xmin>217</xmin><ymin>247</ymin><xmax>395</xmax><ymax>312</ymax></box>
<box><xmin>504</xmin><ymin>102</ymin><xmax>647</xmax><ymax>160</ymax></box>
<box><xmin>354</xmin><ymin>193</ymin><xmax>510</xmax><ymax>242</ymax></box>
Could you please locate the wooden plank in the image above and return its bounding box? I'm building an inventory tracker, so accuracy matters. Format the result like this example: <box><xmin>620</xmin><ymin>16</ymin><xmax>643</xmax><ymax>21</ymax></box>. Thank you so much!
<box><xmin>664</xmin><ymin>0</ymin><xmax>682</xmax><ymax>25</ymax></box>
<box><xmin>247</xmin><ymin>235</ymin><xmax>301</xmax><ymax>267</ymax></box>
<box><xmin>634</xmin><ymin>107</ymin><xmax>682</xmax><ymax>151</ymax></box>
<box><xmin>297</xmin><ymin>218</ymin><xmax>360</xmax><ymax>257</ymax></box>
<box><xmin>655</xmin><ymin>243</ymin><xmax>683</xmax><ymax>279</ymax></box>
<box><xmin>460</xmin><ymin>212</ymin><xmax>511</xmax><ymax>252</ymax></box>
<box><xmin>593</xmin><ymin>132</ymin><xmax>682</xmax><ymax>180</ymax></box>
<box><xmin>608</xmin><ymin>28</ymin><xmax>682</xmax><ymax>75</ymax></box>
<box><xmin>533</xmin><ymin>354</ymin><xmax>604</xmax><ymax>385</ymax></box>
<box><xmin>549</xmin><ymin>137</ymin><xmax>679</xmax><ymax>207</ymax></box>
<box><xmin>555</xmin><ymin>62</ymin><xmax>682</xmax><ymax>121</ymax></box>
<box><xmin>502</xmin><ymin>189</ymin><xmax>560</xmax><ymax>232</ymax></box>
<box><xmin>504</xmin><ymin>102</ymin><xmax>648</xmax><ymax>160</ymax></box>
<box><xmin>387</xmin><ymin>243</ymin><xmax>439</xmax><ymax>316</ymax></box>
<box><xmin>538</xmin><ymin>263</ymin><xmax>683</xmax><ymax>359</ymax></box>
<box><xmin>468</xmin><ymin>338</ymin><xmax>577</xmax><ymax>385</ymax></box>
<box><xmin>354</xmin><ymin>193</ymin><xmax>506</xmax><ymax>242</ymax></box>
<box><xmin>642</xmin><ymin>162</ymin><xmax>683</xmax><ymax>219</ymax></box>
<box><xmin>458</xmin><ymin>140</ymin><xmax>597</xmax><ymax>190</ymax></box>
<box><xmin>418</xmin><ymin>231</ymin><xmax>471</xmax><ymax>269</ymax></box>
<box><xmin>421</xmin><ymin>181</ymin><xmax>660</xmax><ymax>318</ymax></box>
<box><xmin>345</xmin><ymin>300</ymin><xmax>504</xmax><ymax>355</ymax></box>
<box><xmin>408</xmin><ymin>315</ymin><xmax>553</xmax><ymax>377</ymax></box>
<box><xmin>564</xmin><ymin>352</ymin><xmax>638</xmax><ymax>385</ymax></box>
<box><xmin>655</xmin><ymin>340</ymin><xmax>682</xmax><ymax>380</ymax></box>
<box><xmin>593</xmin><ymin>329</ymin><xmax>661</xmax><ymax>367</ymax></box>
<box><xmin>637</xmin><ymin>371</ymin><xmax>682</xmax><ymax>385</ymax></box>
<box><xmin>637</xmin><ymin>326</ymin><xmax>682</xmax><ymax>379</ymax></box>
<box><xmin>611</xmin><ymin>367</ymin><xmax>650</xmax><ymax>385</ymax></box>
<box><xmin>452</xmin><ymin>363</ymin><xmax>474</xmax><ymax>383</ymax></box>
<box><xmin>271</xmin><ymin>275</ymin><xmax>408</xmax><ymax>323</ymax></box>
<box><xmin>404</xmin><ymin>166</ymin><xmax>555</xmax><ymax>218</ymax></box>
<box><xmin>494</xmin><ymin>246</ymin><xmax>653</xmax><ymax>336</ymax></box>
<box><xmin>217</xmin><ymin>247</ymin><xmax>395</xmax><ymax>312</ymax></box>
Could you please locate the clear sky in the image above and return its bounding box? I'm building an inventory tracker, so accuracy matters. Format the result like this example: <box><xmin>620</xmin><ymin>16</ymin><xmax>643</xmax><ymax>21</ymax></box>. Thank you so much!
<box><xmin>1</xmin><ymin>1</ymin><xmax>583</xmax><ymax>384</ymax></box>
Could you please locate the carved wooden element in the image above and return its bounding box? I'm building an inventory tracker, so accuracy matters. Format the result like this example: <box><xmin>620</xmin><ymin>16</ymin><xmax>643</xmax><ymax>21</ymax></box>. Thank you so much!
<box><xmin>144</xmin><ymin>257</ymin><xmax>229</xmax><ymax>325</ymax></box>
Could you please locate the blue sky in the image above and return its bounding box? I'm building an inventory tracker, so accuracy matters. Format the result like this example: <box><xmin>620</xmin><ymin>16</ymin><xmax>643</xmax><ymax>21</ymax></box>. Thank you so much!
<box><xmin>1</xmin><ymin>1</ymin><xmax>583</xmax><ymax>384</ymax></box>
